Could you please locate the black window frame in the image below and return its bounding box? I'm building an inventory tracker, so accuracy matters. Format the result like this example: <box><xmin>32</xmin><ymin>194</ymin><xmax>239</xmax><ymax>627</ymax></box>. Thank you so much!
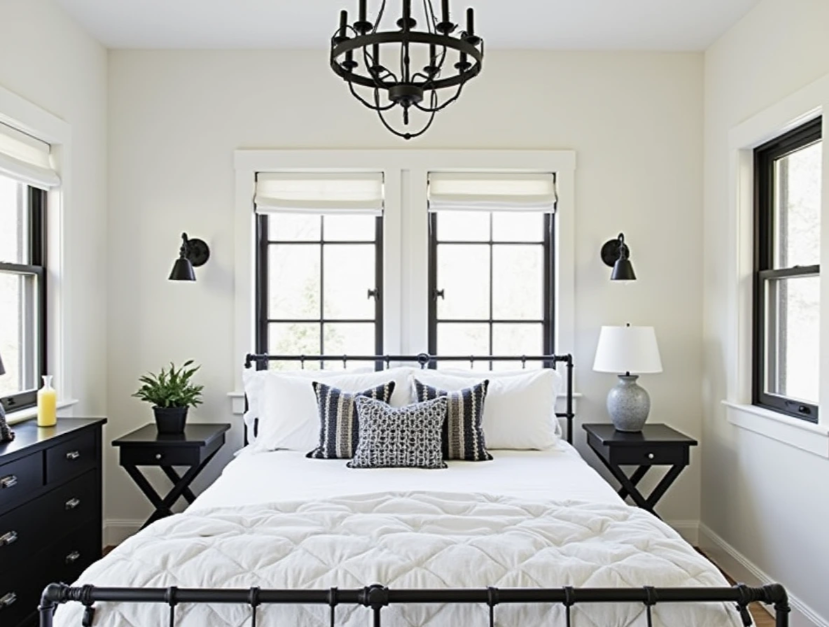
<box><xmin>753</xmin><ymin>116</ymin><xmax>822</xmax><ymax>422</ymax></box>
<box><xmin>427</xmin><ymin>211</ymin><xmax>556</xmax><ymax>367</ymax></box>
<box><xmin>0</xmin><ymin>185</ymin><xmax>47</xmax><ymax>413</ymax></box>
<box><xmin>255</xmin><ymin>213</ymin><xmax>384</xmax><ymax>370</ymax></box>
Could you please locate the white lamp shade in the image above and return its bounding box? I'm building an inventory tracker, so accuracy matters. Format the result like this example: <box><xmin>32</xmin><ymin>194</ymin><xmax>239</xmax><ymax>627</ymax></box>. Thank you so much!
<box><xmin>593</xmin><ymin>326</ymin><xmax>663</xmax><ymax>374</ymax></box>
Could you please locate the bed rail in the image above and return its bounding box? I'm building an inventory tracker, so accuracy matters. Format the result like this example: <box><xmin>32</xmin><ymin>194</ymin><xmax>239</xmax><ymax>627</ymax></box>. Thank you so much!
<box><xmin>243</xmin><ymin>352</ymin><xmax>576</xmax><ymax>444</ymax></box>
<box><xmin>39</xmin><ymin>582</ymin><xmax>790</xmax><ymax>627</ymax></box>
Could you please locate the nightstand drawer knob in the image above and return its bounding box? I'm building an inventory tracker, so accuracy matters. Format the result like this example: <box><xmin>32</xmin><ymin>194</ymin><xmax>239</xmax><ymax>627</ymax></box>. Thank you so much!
<box><xmin>0</xmin><ymin>531</ymin><xmax>18</xmax><ymax>546</ymax></box>
<box><xmin>0</xmin><ymin>475</ymin><xmax>17</xmax><ymax>489</ymax></box>
<box><xmin>647</xmin><ymin>453</ymin><xmax>655</xmax><ymax>460</ymax></box>
<box><xmin>0</xmin><ymin>592</ymin><xmax>17</xmax><ymax>608</ymax></box>
<box><xmin>65</xmin><ymin>550</ymin><xmax>81</xmax><ymax>564</ymax></box>
<box><xmin>65</xmin><ymin>498</ymin><xmax>81</xmax><ymax>510</ymax></box>
<box><xmin>66</xmin><ymin>450</ymin><xmax>81</xmax><ymax>461</ymax></box>
<box><xmin>155</xmin><ymin>453</ymin><xmax>163</xmax><ymax>460</ymax></box>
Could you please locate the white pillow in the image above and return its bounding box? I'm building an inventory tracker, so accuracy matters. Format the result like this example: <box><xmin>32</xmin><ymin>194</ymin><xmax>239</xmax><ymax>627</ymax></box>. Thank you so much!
<box><xmin>241</xmin><ymin>367</ymin><xmax>375</xmax><ymax>443</ymax></box>
<box><xmin>410</xmin><ymin>369</ymin><xmax>562</xmax><ymax>450</ymax></box>
<box><xmin>250</xmin><ymin>368</ymin><xmax>414</xmax><ymax>452</ymax></box>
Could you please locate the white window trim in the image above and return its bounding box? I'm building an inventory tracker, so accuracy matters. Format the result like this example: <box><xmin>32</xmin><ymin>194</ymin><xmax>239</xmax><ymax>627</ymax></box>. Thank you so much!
<box><xmin>230</xmin><ymin>150</ymin><xmax>577</xmax><ymax>414</ymax></box>
<box><xmin>724</xmin><ymin>72</ymin><xmax>829</xmax><ymax>457</ymax></box>
<box><xmin>0</xmin><ymin>85</ymin><xmax>74</xmax><ymax>420</ymax></box>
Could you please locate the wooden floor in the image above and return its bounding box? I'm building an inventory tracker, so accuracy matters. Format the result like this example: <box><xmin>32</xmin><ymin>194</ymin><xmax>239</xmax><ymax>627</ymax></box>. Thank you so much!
<box><xmin>102</xmin><ymin>547</ymin><xmax>776</xmax><ymax>625</ymax></box>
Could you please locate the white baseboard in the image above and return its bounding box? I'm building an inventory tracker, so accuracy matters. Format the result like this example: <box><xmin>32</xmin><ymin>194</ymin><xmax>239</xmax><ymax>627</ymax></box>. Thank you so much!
<box><xmin>699</xmin><ymin>523</ymin><xmax>827</xmax><ymax>627</ymax></box>
<box><xmin>667</xmin><ymin>519</ymin><xmax>699</xmax><ymax>546</ymax></box>
<box><xmin>104</xmin><ymin>519</ymin><xmax>143</xmax><ymax>546</ymax></box>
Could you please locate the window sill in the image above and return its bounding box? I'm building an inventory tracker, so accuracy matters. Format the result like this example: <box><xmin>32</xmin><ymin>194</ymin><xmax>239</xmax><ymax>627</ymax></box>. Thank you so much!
<box><xmin>5</xmin><ymin>399</ymin><xmax>80</xmax><ymax>426</ymax></box>
<box><xmin>722</xmin><ymin>400</ymin><xmax>829</xmax><ymax>458</ymax></box>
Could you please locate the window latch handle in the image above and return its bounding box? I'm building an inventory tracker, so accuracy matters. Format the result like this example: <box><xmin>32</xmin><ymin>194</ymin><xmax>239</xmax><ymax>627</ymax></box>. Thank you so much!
<box><xmin>433</xmin><ymin>289</ymin><xmax>445</xmax><ymax>300</ymax></box>
<box><xmin>367</xmin><ymin>288</ymin><xmax>380</xmax><ymax>301</ymax></box>
<box><xmin>785</xmin><ymin>401</ymin><xmax>812</xmax><ymax>415</ymax></box>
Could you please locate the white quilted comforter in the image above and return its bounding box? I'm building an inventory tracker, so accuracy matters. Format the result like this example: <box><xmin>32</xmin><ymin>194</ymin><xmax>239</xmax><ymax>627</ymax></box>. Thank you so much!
<box><xmin>56</xmin><ymin>492</ymin><xmax>742</xmax><ymax>627</ymax></box>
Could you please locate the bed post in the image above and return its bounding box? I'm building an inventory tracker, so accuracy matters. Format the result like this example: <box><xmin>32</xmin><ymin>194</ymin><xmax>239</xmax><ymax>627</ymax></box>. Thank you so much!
<box><xmin>566</xmin><ymin>355</ymin><xmax>574</xmax><ymax>445</ymax></box>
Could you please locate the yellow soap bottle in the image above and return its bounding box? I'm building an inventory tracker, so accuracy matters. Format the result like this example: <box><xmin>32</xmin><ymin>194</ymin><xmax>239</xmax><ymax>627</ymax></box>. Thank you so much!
<box><xmin>37</xmin><ymin>375</ymin><xmax>57</xmax><ymax>428</ymax></box>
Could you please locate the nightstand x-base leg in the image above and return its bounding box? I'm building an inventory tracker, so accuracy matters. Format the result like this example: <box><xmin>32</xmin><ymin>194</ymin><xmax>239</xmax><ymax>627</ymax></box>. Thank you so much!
<box><xmin>124</xmin><ymin>448</ymin><xmax>220</xmax><ymax>529</ymax></box>
<box><xmin>591</xmin><ymin>452</ymin><xmax>686</xmax><ymax>519</ymax></box>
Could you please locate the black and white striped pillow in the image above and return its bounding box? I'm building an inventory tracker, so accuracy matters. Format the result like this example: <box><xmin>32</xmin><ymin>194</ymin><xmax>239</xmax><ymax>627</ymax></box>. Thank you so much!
<box><xmin>306</xmin><ymin>381</ymin><xmax>396</xmax><ymax>459</ymax></box>
<box><xmin>413</xmin><ymin>379</ymin><xmax>492</xmax><ymax>462</ymax></box>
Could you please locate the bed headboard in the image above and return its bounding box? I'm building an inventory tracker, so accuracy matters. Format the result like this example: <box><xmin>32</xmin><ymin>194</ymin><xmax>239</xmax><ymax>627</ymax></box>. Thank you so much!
<box><xmin>242</xmin><ymin>353</ymin><xmax>575</xmax><ymax>445</ymax></box>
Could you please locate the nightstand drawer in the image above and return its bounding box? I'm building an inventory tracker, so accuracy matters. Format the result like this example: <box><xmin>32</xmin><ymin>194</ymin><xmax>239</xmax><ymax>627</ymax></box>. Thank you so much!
<box><xmin>121</xmin><ymin>446</ymin><xmax>201</xmax><ymax>466</ymax></box>
<box><xmin>46</xmin><ymin>432</ymin><xmax>97</xmax><ymax>484</ymax></box>
<box><xmin>610</xmin><ymin>445</ymin><xmax>688</xmax><ymax>466</ymax></box>
<box><xmin>48</xmin><ymin>472</ymin><xmax>98</xmax><ymax>532</ymax></box>
<box><xmin>0</xmin><ymin>454</ymin><xmax>44</xmax><ymax>512</ymax></box>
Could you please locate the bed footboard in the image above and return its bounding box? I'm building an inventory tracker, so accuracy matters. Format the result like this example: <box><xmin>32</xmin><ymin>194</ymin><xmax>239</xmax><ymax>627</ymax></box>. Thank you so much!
<box><xmin>39</xmin><ymin>582</ymin><xmax>790</xmax><ymax>627</ymax></box>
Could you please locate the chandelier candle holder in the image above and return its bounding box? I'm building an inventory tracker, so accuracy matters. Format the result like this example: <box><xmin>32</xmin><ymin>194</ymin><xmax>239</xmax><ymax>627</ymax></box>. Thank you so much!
<box><xmin>330</xmin><ymin>0</ymin><xmax>484</xmax><ymax>140</ymax></box>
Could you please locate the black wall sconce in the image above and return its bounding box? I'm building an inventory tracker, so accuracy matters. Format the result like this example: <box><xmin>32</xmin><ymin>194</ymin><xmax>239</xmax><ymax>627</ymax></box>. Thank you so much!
<box><xmin>169</xmin><ymin>233</ymin><xmax>210</xmax><ymax>281</ymax></box>
<box><xmin>601</xmin><ymin>233</ymin><xmax>637</xmax><ymax>281</ymax></box>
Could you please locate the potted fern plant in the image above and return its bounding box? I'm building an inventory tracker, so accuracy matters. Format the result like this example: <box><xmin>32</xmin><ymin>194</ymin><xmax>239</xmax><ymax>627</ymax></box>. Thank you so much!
<box><xmin>133</xmin><ymin>360</ymin><xmax>204</xmax><ymax>434</ymax></box>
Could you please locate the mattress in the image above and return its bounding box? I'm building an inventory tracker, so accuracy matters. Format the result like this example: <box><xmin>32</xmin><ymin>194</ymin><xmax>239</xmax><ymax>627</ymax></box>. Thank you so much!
<box><xmin>191</xmin><ymin>442</ymin><xmax>623</xmax><ymax>510</ymax></box>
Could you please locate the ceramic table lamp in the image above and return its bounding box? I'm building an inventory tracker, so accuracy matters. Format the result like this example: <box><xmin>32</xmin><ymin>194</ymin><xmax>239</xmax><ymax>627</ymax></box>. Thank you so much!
<box><xmin>593</xmin><ymin>324</ymin><xmax>662</xmax><ymax>432</ymax></box>
<box><xmin>0</xmin><ymin>352</ymin><xmax>14</xmax><ymax>442</ymax></box>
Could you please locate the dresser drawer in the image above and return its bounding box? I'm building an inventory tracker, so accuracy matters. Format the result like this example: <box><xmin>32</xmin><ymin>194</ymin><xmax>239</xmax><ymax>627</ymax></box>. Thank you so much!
<box><xmin>121</xmin><ymin>446</ymin><xmax>201</xmax><ymax>466</ymax></box>
<box><xmin>0</xmin><ymin>572</ymin><xmax>40</xmax><ymax>627</ymax></box>
<box><xmin>610</xmin><ymin>445</ymin><xmax>688</xmax><ymax>466</ymax></box>
<box><xmin>0</xmin><ymin>494</ymin><xmax>49</xmax><ymax>568</ymax></box>
<box><xmin>0</xmin><ymin>454</ymin><xmax>44</xmax><ymax>513</ymax></box>
<box><xmin>46</xmin><ymin>432</ymin><xmax>97</xmax><ymax>484</ymax></box>
<box><xmin>47</xmin><ymin>525</ymin><xmax>101</xmax><ymax>586</ymax></box>
<box><xmin>48</xmin><ymin>472</ymin><xmax>98</xmax><ymax>533</ymax></box>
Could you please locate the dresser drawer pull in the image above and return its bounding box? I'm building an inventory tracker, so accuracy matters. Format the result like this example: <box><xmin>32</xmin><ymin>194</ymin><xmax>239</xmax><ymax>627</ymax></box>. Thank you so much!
<box><xmin>65</xmin><ymin>498</ymin><xmax>82</xmax><ymax>510</ymax></box>
<box><xmin>0</xmin><ymin>592</ymin><xmax>17</xmax><ymax>608</ymax></box>
<box><xmin>0</xmin><ymin>475</ymin><xmax>17</xmax><ymax>489</ymax></box>
<box><xmin>0</xmin><ymin>531</ymin><xmax>18</xmax><ymax>546</ymax></box>
<box><xmin>155</xmin><ymin>453</ymin><xmax>164</xmax><ymax>460</ymax></box>
<box><xmin>66</xmin><ymin>450</ymin><xmax>81</xmax><ymax>461</ymax></box>
<box><xmin>646</xmin><ymin>453</ymin><xmax>655</xmax><ymax>460</ymax></box>
<box><xmin>65</xmin><ymin>550</ymin><xmax>81</xmax><ymax>564</ymax></box>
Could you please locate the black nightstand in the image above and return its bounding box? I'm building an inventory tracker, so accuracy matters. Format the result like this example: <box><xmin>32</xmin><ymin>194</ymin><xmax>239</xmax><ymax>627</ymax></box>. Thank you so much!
<box><xmin>583</xmin><ymin>423</ymin><xmax>697</xmax><ymax>518</ymax></box>
<box><xmin>113</xmin><ymin>423</ymin><xmax>230</xmax><ymax>529</ymax></box>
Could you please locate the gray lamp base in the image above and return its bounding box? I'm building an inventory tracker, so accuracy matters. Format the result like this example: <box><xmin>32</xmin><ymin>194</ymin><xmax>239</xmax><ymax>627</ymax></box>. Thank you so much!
<box><xmin>606</xmin><ymin>375</ymin><xmax>651</xmax><ymax>432</ymax></box>
<box><xmin>0</xmin><ymin>403</ymin><xmax>14</xmax><ymax>442</ymax></box>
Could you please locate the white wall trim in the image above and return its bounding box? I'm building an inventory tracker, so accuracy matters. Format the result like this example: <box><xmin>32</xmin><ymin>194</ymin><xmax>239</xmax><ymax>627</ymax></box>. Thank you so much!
<box><xmin>724</xmin><ymin>71</ymin><xmax>829</xmax><ymax>448</ymax></box>
<box><xmin>231</xmin><ymin>149</ymin><xmax>577</xmax><ymax>400</ymax></box>
<box><xmin>723</xmin><ymin>401</ymin><xmax>829</xmax><ymax>458</ymax></box>
<box><xmin>666</xmin><ymin>519</ymin><xmax>699</xmax><ymax>546</ymax></box>
<box><xmin>104</xmin><ymin>519</ymin><xmax>143</xmax><ymax>547</ymax></box>
<box><xmin>6</xmin><ymin>399</ymin><xmax>79</xmax><ymax>425</ymax></box>
<box><xmin>699</xmin><ymin>523</ymin><xmax>828</xmax><ymax>627</ymax></box>
<box><xmin>0</xmin><ymin>85</ymin><xmax>74</xmax><ymax>407</ymax></box>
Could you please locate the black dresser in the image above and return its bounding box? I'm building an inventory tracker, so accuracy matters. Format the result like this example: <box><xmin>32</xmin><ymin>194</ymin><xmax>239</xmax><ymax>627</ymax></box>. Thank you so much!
<box><xmin>0</xmin><ymin>418</ymin><xmax>107</xmax><ymax>626</ymax></box>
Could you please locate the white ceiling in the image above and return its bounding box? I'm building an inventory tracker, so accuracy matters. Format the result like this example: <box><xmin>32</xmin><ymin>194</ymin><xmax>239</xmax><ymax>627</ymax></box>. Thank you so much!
<box><xmin>54</xmin><ymin>0</ymin><xmax>759</xmax><ymax>51</ymax></box>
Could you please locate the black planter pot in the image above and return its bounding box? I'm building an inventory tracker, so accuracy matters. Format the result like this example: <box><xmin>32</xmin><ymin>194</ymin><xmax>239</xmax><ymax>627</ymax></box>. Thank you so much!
<box><xmin>153</xmin><ymin>406</ymin><xmax>188</xmax><ymax>434</ymax></box>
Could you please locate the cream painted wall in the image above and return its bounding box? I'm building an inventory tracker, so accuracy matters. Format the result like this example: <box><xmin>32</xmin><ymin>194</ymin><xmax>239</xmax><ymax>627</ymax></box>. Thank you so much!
<box><xmin>703</xmin><ymin>0</ymin><xmax>829</xmax><ymax>624</ymax></box>
<box><xmin>106</xmin><ymin>49</ymin><xmax>705</xmax><ymax>530</ymax></box>
<box><xmin>0</xmin><ymin>3</ymin><xmax>108</xmax><ymax>412</ymax></box>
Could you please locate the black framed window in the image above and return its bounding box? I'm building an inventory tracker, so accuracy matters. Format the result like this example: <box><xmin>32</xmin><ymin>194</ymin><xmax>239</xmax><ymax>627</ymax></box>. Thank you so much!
<box><xmin>428</xmin><ymin>210</ymin><xmax>555</xmax><ymax>368</ymax></box>
<box><xmin>0</xmin><ymin>174</ymin><xmax>47</xmax><ymax>413</ymax></box>
<box><xmin>753</xmin><ymin>117</ymin><xmax>822</xmax><ymax>422</ymax></box>
<box><xmin>255</xmin><ymin>212</ymin><xmax>383</xmax><ymax>370</ymax></box>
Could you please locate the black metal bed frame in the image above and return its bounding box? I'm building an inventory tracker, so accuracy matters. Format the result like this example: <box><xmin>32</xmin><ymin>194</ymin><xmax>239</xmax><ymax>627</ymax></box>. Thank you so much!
<box><xmin>39</xmin><ymin>582</ymin><xmax>790</xmax><ymax>627</ymax></box>
<box><xmin>38</xmin><ymin>352</ymin><xmax>792</xmax><ymax>626</ymax></box>
<box><xmin>243</xmin><ymin>352</ymin><xmax>576</xmax><ymax>444</ymax></box>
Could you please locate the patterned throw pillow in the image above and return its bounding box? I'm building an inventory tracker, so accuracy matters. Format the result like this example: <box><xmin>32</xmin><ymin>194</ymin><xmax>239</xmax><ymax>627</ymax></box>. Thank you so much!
<box><xmin>413</xmin><ymin>379</ymin><xmax>492</xmax><ymax>462</ymax></box>
<box><xmin>306</xmin><ymin>381</ymin><xmax>396</xmax><ymax>459</ymax></box>
<box><xmin>348</xmin><ymin>396</ymin><xmax>448</xmax><ymax>469</ymax></box>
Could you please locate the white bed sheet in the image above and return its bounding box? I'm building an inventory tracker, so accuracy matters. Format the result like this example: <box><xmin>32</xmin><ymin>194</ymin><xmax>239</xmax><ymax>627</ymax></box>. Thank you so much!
<box><xmin>192</xmin><ymin>441</ymin><xmax>622</xmax><ymax>510</ymax></box>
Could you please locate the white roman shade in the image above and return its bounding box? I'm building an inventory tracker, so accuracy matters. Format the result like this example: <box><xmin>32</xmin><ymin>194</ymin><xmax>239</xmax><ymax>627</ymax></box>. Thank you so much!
<box><xmin>428</xmin><ymin>172</ymin><xmax>557</xmax><ymax>212</ymax></box>
<box><xmin>254</xmin><ymin>172</ymin><xmax>384</xmax><ymax>215</ymax></box>
<box><xmin>0</xmin><ymin>122</ymin><xmax>60</xmax><ymax>189</ymax></box>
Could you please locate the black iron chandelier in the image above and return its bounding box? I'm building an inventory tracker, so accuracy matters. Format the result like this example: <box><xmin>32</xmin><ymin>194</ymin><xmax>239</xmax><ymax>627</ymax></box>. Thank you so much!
<box><xmin>330</xmin><ymin>0</ymin><xmax>484</xmax><ymax>140</ymax></box>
